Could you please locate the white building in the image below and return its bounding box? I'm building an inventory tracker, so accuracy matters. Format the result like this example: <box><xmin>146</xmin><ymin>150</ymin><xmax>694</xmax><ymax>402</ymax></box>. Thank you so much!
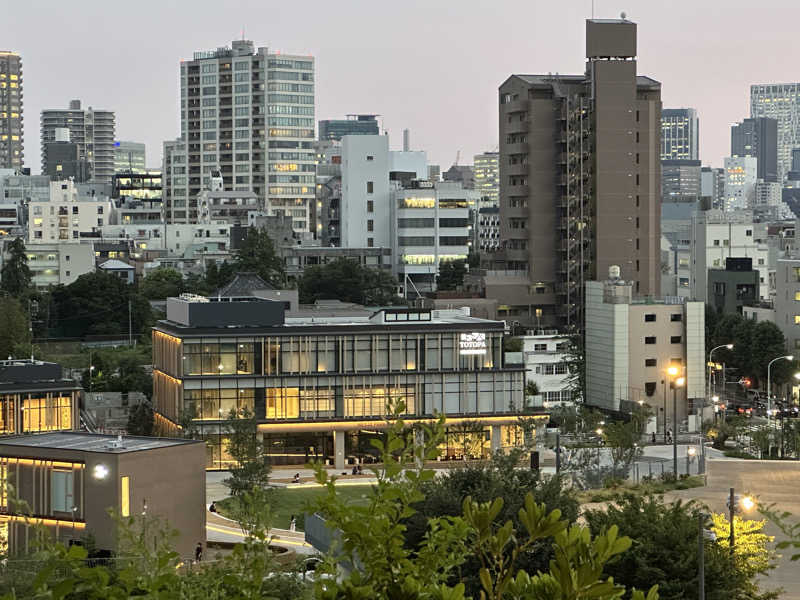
<box><xmin>196</xmin><ymin>169</ymin><xmax>262</xmax><ymax>225</ymax></box>
<box><xmin>169</xmin><ymin>40</ymin><xmax>315</xmax><ymax>230</ymax></box>
<box><xmin>12</xmin><ymin>240</ymin><xmax>95</xmax><ymax>288</ymax></box>
<box><xmin>585</xmin><ymin>274</ymin><xmax>705</xmax><ymax>431</ymax></box>
<box><xmin>28</xmin><ymin>180</ymin><xmax>112</xmax><ymax>243</ymax></box>
<box><xmin>723</xmin><ymin>156</ymin><xmax>757</xmax><ymax>211</ymax></box>
<box><xmin>690</xmin><ymin>210</ymin><xmax>770</xmax><ymax>302</ymax></box>
<box><xmin>392</xmin><ymin>180</ymin><xmax>473</xmax><ymax>294</ymax></box>
<box><xmin>521</xmin><ymin>332</ymin><xmax>572</xmax><ymax>407</ymax></box>
<box><xmin>474</xmin><ymin>152</ymin><xmax>499</xmax><ymax>207</ymax></box>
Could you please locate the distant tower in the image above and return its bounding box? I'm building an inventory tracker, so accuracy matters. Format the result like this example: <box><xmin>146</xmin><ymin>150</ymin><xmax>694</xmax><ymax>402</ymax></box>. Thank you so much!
<box><xmin>403</xmin><ymin>129</ymin><xmax>410</xmax><ymax>151</ymax></box>
<box><xmin>0</xmin><ymin>51</ymin><xmax>23</xmax><ymax>169</ymax></box>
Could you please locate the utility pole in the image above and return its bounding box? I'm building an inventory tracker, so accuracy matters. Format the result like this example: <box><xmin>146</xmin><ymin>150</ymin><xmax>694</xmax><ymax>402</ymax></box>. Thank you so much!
<box><xmin>128</xmin><ymin>299</ymin><xmax>132</xmax><ymax>346</ymax></box>
<box><xmin>698</xmin><ymin>513</ymin><xmax>705</xmax><ymax>600</ymax></box>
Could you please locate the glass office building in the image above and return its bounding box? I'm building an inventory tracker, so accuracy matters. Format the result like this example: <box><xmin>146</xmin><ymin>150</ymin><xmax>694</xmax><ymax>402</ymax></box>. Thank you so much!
<box><xmin>152</xmin><ymin>296</ymin><xmax>531</xmax><ymax>469</ymax></box>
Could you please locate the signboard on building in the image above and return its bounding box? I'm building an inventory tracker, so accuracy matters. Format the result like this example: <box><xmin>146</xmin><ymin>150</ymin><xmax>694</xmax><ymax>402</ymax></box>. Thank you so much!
<box><xmin>459</xmin><ymin>332</ymin><xmax>487</xmax><ymax>355</ymax></box>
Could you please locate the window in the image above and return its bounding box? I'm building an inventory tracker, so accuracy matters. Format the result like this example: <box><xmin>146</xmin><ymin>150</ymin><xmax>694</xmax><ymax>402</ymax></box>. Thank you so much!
<box><xmin>366</xmin><ymin>155</ymin><xmax>374</xmax><ymax>161</ymax></box>
<box><xmin>746</xmin><ymin>229</ymin><xmax>752</xmax><ymax>237</ymax></box>
<box><xmin>645</xmin><ymin>358</ymin><xmax>657</xmax><ymax>367</ymax></box>
<box><xmin>670</xmin><ymin>336</ymin><xmax>682</xmax><ymax>344</ymax></box>
<box><xmin>121</xmin><ymin>476</ymin><xmax>130</xmax><ymax>517</ymax></box>
<box><xmin>367</xmin><ymin>220</ymin><xmax>374</xmax><ymax>232</ymax></box>
<box><xmin>644</xmin><ymin>313</ymin><xmax>656</xmax><ymax>322</ymax></box>
<box><xmin>713</xmin><ymin>282</ymin><xmax>726</xmax><ymax>295</ymax></box>
<box><xmin>533</xmin><ymin>344</ymin><xmax>547</xmax><ymax>352</ymax></box>
<box><xmin>50</xmin><ymin>470</ymin><xmax>74</xmax><ymax>513</ymax></box>
<box><xmin>670</xmin><ymin>313</ymin><xmax>682</xmax><ymax>322</ymax></box>
<box><xmin>367</xmin><ymin>200</ymin><xmax>374</xmax><ymax>213</ymax></box>
<box><xmin>644</xmin><ymin>337</ymin><xmax>656</xmax><ymax>344</ymax></box>
<box><xmin>795</xmin><ymin>316</ymin><xmax>800</xmax><ymax>325</ymax></box>
<box><xmin>366</xmin><ymin>181</ymin><xmax>374</xmax><ymax>194</ymax></box>
<box><xmin>367</xmin><ymin>238</ymin><xmax>374</xmax><ymax>247</ymax></box>
<box><xmin>713</xmin><ymin>240</ymin><xmax>720</xmax><ymax>246</ymax></box>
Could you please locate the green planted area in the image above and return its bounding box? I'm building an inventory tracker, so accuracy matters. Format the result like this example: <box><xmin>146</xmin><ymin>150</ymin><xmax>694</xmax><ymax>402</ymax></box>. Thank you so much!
<box><xmin>216</xmin><ymin>484</ymin><xmax>373</xmax><ymax>532</ymax></box>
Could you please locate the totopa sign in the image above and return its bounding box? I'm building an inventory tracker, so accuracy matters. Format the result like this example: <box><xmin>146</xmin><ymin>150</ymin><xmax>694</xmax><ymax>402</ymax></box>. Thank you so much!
<box><xmin>459</xmin><ymin>332</ymin><xmax>487</xmax><ymax>355</ymax></box>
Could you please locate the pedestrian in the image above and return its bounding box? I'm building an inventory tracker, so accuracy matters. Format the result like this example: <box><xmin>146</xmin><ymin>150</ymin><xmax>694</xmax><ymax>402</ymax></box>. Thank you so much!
<box><xmin>195</xmin><ymin>542</ymin><xmax>203</xmax><ymax>563</ymax></box>
<box><xmin>351</xmin><ymin>465</ymin><xmax>358</xmax><ymax>475</ymax></box>
<box><xmin>209</xmin><ymin>501</ymin><xmax>217</xmax><ymax>513</ymax></box>
<box><xmin>289</xmin><ymin>515</ymin><xmax>297</xmax><ymax>532</ymax></box>
<box><xmin>357</xmin><ymin>464</ymin><xmax>363</xmax><ymax>475</ymax></box>
<box><xmin>667</xmin><ymin>429</ymin><xmax>673</xmax><ymax>444</ymax></box>
<box><xmin>292</xmin><ymin>473</ymin><xmax>300</xmax><ymax>483</ymax></box>
<box><xmin>651</xmin><ymin>432</ymin><xmax>656</xmax><ymax>444</ymax></box>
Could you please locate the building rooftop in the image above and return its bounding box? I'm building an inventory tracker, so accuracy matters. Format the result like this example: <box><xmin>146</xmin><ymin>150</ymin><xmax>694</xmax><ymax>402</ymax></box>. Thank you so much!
<box><xmin>215</xmin><ymin>272</ymin><xmax>275</xmax><ymax>296</ymax></box>
<box><xmin>512</xmin><ymin>74</ymin><xmax>660</xmax><ymax>89</ymax></box>
<box><xmin>0</xmin><ymin>432</ymin><xmax>199</xmax><ymax>454</ymax></box>
<box><xmin>98</xmin><ymin>259</ymin><xmax>134</xmax><ymax>270</ymax></box>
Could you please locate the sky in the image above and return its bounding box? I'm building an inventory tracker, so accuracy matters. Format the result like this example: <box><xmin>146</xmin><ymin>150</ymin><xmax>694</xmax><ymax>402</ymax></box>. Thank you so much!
<box><xmin>2</xmin><ymin>0</ymin><xmax>799</xmax><ymax>174</ymax></box>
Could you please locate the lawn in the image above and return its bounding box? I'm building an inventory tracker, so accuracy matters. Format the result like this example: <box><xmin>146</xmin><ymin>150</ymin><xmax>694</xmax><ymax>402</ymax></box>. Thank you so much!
<box><xmin>575</xmin><ymin>475</ymin><xmax>706</xmax><ymax>504</ymax></box>
<box><xmin>216</xmin><ymin>484</ymin><xmax>373</xmax><ymax>532</ymax></box>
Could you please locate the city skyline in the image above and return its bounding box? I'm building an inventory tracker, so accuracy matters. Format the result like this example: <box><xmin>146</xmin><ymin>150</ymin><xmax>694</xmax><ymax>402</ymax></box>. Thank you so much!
<box><xmin>2</xmin><ymin>0</ymin><xmax>799</xmax><ymax>174</ymax></box>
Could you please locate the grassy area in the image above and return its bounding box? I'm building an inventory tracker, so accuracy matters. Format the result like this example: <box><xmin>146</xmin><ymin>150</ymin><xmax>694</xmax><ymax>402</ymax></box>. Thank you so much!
<box><xmin>215</xmin><ymin>484</ymin><xmax>373</xmax><ymax>532</ymax></box>
<box><xmin>576</xmin><ymin>475</ymin><xmax>705</xmax><ymax>504</ymax></box>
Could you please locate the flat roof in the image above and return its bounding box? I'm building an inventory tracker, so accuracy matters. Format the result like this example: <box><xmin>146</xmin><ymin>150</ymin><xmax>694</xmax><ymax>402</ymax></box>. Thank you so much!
<box><xmin>0</xmin><ymin>432</ymin><xmax>200</xmax><ymax>454</ymax></box>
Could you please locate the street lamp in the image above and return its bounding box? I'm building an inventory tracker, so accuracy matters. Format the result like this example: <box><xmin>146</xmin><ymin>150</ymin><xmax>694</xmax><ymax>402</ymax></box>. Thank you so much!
<box><xmin>708</xmin><ymin>344</ymin><xmax>733</xmax><ymax>402</ymax></box>
<box><xmin>767</xmin><ymin>355</ymin><xmax>794</xmax><ymax>448</ymax></box>
<box><xmin>673</xmin><ymin>376</ymin><xmax>685</xmax><ymax>476</ymax></box>
<box><xmin>687</xmin><ymin>445</ymin><xmax>697</xmax><ymax>474</ymax></box>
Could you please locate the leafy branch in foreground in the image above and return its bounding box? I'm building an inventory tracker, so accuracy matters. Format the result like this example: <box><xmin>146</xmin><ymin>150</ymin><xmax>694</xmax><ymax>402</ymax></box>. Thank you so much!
<box><xmin>308</xmin><ymin>402</ymin><xmax>659</xmax><ymax>600</ymax></box>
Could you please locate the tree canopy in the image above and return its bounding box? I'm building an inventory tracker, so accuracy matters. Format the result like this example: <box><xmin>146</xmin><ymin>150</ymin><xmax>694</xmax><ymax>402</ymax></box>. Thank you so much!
<box><xmin>298</xmin><ymin>257</ymin><xmax>398</xmax><ymax>305</ymax></box>
<box><xmin>0</xmin><ymin>237</ymin><xmax>32</xmax><ymax>298</ymax></box>
<box><xmin>138</xmin><ymin>266</ymin><xmax>184</xmax><ymax>299</ymax></box>
<box><xmin>436</xmin><ymin>260</ymin><xmax>467</xmax><ymax>291</ymax></box>
<box><xmin>0</xmin><ymin>296</ymin><xmax>30</xmax><ymax>359</ymax></box>
<box><xmin>233</xmin><ymin>227</ymin><xmax>285</xmax><ymax>287</ymax></box>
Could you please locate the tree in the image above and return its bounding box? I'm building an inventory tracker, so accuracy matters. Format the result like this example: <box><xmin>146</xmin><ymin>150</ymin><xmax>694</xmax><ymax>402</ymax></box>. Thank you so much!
<box><xmin>710</xmin><ymin>512</ymin><xmax>775</xmax><ymax>578</ymax></box>
<box><xmin>139</xmin><ymin>266</ymin><xmax>184</xmax><ymax>299</ymax></box>
<box><xmin>0</xmin><ymin>297</ymin><xmax>30</xmax><ymax>359</ymax></box>
<box><xmin>585</xmin><ymin>495</ymin><xmax>776</xmax><ymax>600</ymax></box>
<box><xmin>602</xmin><ymin>421</ymin><xmax>643</xmax><ymax>476</ymax></box>
<box><xmin>436</xmin><ymin>260</ymin><xmax>467</xmax><ymax>291</ymax></box>
<box><xmin>223</xmin><ymin>407</ymin><xmax>272</xmax><ymax>496</ymax></box>
<box><xmin>233</xmin><ymin>227</ymin><xmax>285</xmax><ymax>287</ymax></box>
<box><xmin>0</xmin><ymin>237</ymin><xmax>31</xmax><ymax>297</ymax></box>
<box><xmin>48</xmin><ymin>271</ymin><xmax>152</xmax><ymax>338</ymax></box>
<box><xmin>127</xmin><ymin>402</ymin><xmax>155</xmax><ymax>436</ymax></box>
<box><xmin>298</xmin><ymin>257</ymin><xmax>397</xmax><ymax>305</ymax></box>
<box><xmin>309</xmin><ymin>409</ymin><xmax>659</xmax><ymax>600</ymax></box>
<box><xmin>404</xmin><ymin>449</ymin><xmax>579</xmax><ymax>597</ymax></box>
<box><xmin>467</xmin><ymin>250</ymin><xmax>480</xmax><ymax>268</ymax></box>
<box><xmin>564</xmin><ymin>333</ymin><xmax>586</xmax><ymax>402</ymax></box>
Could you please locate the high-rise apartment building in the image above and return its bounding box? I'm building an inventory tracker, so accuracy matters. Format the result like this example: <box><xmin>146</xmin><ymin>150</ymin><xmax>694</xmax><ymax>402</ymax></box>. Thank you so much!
<box><xmin>0</xmin><ymin>51</ymin><xmax>23</xmax><ymax>169</ymax></box>
<box><xmin>731</xmin><ymin>117</ymin><xmax>778</xmax><ymax>182</ymax></box>
<box><xmin>41</xmin><ymin>100</ymin><xmax>115</xmax><ymax>184</ymax></box>
<box><xmin>751</xmin><ymin>83</ymin><xmax>800</xmax><ymax>182</ymax></box>
<box><xmin>474</xmin><ymin>152</ymin><xmax>499</xmax><ymax>207</ymax></box>
<box><xmin>701</xmin><ymin>166</ymin><xmax>725</xmax><ymax>208</ymax></box>
<box><xmin>661</xmin><ymin>108</ymin><xmax>699</xmax><ymax>160</ymax></box>
<box><xmin>114</xmin><ymin>141</ymin><xmax>146</xmax><ymax>173</ymax></box>
<box><xmin>723</xmin><ymin>156</ymin><xmax>757</xmax><ymax>211</ymax></box>
<box><xmin>493</xmin><ymin>18</ymin><xmax>662</xmax><ymax>331</ymax></box>
<box><xmin>318</xmin><ymin>114</ymin><xmax>378</xmax><ymax>141</ymax></box>
<box><xmin>171</xmin><ymin>40</ymin><xmax>315</xmax><ymax>229</ymax></box>
<box><xmin>661</xmin><ymin>159</ymin><xmax>701</xmax><ymax>202</ymax></box>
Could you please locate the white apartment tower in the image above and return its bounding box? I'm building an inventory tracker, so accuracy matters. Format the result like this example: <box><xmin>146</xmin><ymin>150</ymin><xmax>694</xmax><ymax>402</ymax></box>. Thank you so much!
<box><xmin>170</xmin><ymin>40</ymin><xmax>315</xmax><ymax>228</ymax></box>
<box><xmin>751</xmin><ymin>83</ymin><xmax>800</xmax><ymax>182</ymax></box>
<box><xmin>474</xmin><ymin>151</ymin><xmax>499</xmax><ymax>207</ymax></box>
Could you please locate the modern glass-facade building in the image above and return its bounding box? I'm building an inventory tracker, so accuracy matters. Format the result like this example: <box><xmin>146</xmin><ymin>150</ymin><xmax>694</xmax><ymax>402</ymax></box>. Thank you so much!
<box><xmin>152</xmin><ymin>296</ymin><xmax>530</xmax><ymax>469</ymax></box>
<box><xmin>0</xmin><ymin>360</ymin><xmax>80</xmax><ymax>436</ymax></box>
<box><xmin>318</xmin><ymin>115</ymin><xmax>379</xmax><ymax>141</ymax></box>
<box><xmin>751</xmin><ymin>83</ymin><xmax>800</xmax><ymax>182</ymax></box>
<box><xmin>661</xmin><ymin>108</ymin><xmax>699</xmax><ymax>161</ymax></box>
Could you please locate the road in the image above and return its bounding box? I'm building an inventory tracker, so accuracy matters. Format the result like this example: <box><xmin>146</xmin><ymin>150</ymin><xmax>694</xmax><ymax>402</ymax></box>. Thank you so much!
<box><xmin>665</xmin><ymin>458</ymin><xmax>800</xmax><ymax>598</ymax></box>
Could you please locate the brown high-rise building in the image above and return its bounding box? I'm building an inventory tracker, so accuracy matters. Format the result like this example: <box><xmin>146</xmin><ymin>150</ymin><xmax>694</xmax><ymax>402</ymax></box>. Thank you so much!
<box><xmin>491</xmin><ymin>19</ymin><xmax>661</xmax><ymax>332</ymax></box>
<box><xmin>0</xmin><ymin>51</ymin><xmax>23</xmax><ymax>169</ymax></box>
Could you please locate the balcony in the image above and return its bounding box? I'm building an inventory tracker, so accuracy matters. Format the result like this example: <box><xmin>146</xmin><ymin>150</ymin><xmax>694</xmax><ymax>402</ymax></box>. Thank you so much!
<box><xmin>507</xmin><ymin>184</ymin><xmax>529</xmax><ymax>197</ymax></box>
<box><xmin>507</xmin><ymin>162</ymin><xmax>528</xmax><ymax>176</ymax></box>
<box><xmin>505</xmin><ymin>142</ymin><xmax>528</xmax><ymax>155</ymax></box>
<box><xmin>505</xmin><ymin>99</ymin><xmax>529</xmax><ymax>114</ymax></box>
<box><xmin>506</xmin><ymin>119</ymin><xmax>529</xmax><ymax>134</ymax></box>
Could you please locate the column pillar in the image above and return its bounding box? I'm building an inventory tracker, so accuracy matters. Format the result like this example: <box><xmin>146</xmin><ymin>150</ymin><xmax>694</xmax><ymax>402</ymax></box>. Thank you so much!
<box><xmin>333</xmin><ymin>430</ymin><xmax>346</xmax><ymax>471</ymax></box>
<box><xmin>490</xmin><ymin>425</ymin><xmax>502</xmax><ymax>455</ymax></box>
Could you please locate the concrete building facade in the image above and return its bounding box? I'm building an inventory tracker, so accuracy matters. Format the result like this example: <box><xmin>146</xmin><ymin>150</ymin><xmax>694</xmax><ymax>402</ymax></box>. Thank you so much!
<box><xmin>318</xmin><ymin>114</ymin><xmax>379</xmax><ymax>141</ymax></box>
<box><xmin>731</xmin><ymin>117</ymin><xmax>778</xmax><ymax>182</ymax></box>
<box><xmin>661</xmin><ymin>159</ymin><xmax>701</xmax><ymax>202</ymax></box>
<box><xmin>171</xmin><ymin>40</ymin><xmax>315</xmax><ymax>230</ymax></box>
<box><xmin>723</xmin><ymin>156</ymin><xmax>758</xmax><ymax>211</ymax></box>
<box><xmin>474</xmin><ymin>151</ymin><xmax>499</xmax><ymax>207</ymax></box>
<box><xmin>707</xmin><ymin>257</ymin><xmax>759</xmax><ymax>315</ymax></box>
<box><xmin>113</xmin><ymin>141</ymin><xmax>146</xmax><ymax>174</ymax></box>
<box><xmin>0</xmin><ymin>432</ymin><xmax>205</xmax><ymax>557</ymax></box>
<box><xmin>28</xmin><ymin>180</ymin><xmax>112</xmax><ymax>243</ymax></box>
<box><xmin>521</xmin><ymin>332</ymin><xmax>572</xmax><ymax>406</ymax></box>
<box><xmin>492</xmin><ymin>18</ymin><xmax>662</xmax><ymax>331</ymax></box>
<box><xmin>774</xmin><ymin>258</ymin><xmax>800</xmax><ymax>352</ymax></box>
<box><xmin>0</xmin><ymin>51</ymin><xmax>23</xmax><ymax>169</ymax></box>
<box><xmin>41</xmin><ymin>100</ymin><xmax>115</xmax><ymax>184</ymax></box>
<box><xmin>585</xmin><ymin>276</ymin><xmax>705</xmax><ymax>431</ymax></box>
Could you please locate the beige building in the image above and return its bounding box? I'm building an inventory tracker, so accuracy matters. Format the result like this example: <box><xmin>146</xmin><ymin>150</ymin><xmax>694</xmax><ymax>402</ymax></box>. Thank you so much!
<box><xmin>585</xmin><ymin>274</ymin><xmax>705</xmax><ymax>433</ymax></box>
<box><xmin>0</xmin><ymin>432</ymin><xmax>205</xmax><ymax>558</ymax></box>
<box><xmin>490</xmin><ymin>18</ymin><xmax>661</xmax><ymax>331</ymax></box>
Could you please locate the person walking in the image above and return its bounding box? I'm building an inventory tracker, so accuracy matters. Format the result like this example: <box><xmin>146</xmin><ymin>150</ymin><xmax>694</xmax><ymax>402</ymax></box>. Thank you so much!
<box><xmin>194</xmin><ymin>542</ymin><xmax>203</xmax><ymax>563</ymax></box>
<box><xmin>289</xmin><ymin>515</ymin><xmax>297</xmax><ymax>532</ymax></box>
<box><xmin>651</xmin><ymin>431</ymin><xmax>656</xmax><ymax>444</ymax></box>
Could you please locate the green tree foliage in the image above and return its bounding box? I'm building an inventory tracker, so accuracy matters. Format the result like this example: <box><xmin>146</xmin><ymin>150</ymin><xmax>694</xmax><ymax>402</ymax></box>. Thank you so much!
<box><xmin>404</xmin><ymin>450</ymin><xmax>579</xmax><ymax>597</ymax></box>
<box><xmin>204</xmin><ymin>259</ymin><xmax>237</xmax><ymax>291</ymax></box>
<box><xmin>81</xmin><ymin>349</ymin><xmax>152</xmax><ymax>399</ymax></box>
<box><xmin>138</xmin><ymin>266</ymin><xmax>184</xmax><ymax>299</ymax></box>
<box><xmin>234</xmin><ymin>226</ymin><xmax>285</xmax><ymax>287</ymax></box>
<box><xmin>223</xmin><ymin>407</ymin><xmax>272</xmax><ymax>496</ymax></box>
<box><xmin>309</xmin><ymin>409</ymin><xmax>658</xmax><ymax>600</ymax></box>
<box><xmin>298</xmin><ymin>257</ymin><xmax>397</xmax><ymax>305</ymax></box>
<box><xmin>48</xmin><ymin>271</ymin><xmax>153</xmax><ymax>338</ymax></box>
<box><xmin>467</xmin><ymin>250</ymin><xmax>480</xmax><ymax>268</ymax></box>
<box><xmin>564</xmin><ymin>333</ymin><xmax>586</xmax><ymax>402</ymax></box>
<box><xmin>0</xmin><ymin>297</ymin><xmax>30</xmax><ymax>359</ymax></box>
<box><xmin>584</xmin><ymin>495</ymin><xmax>777</xmax><ymax>600</ymax></box>
<box><xmin>126</xmin><ymin>401</ymin><xmax>155</xmax><ymax>436</ymax></box>
<box><xmin>602</xmin><ymin>421</ymin><xmax>643</xmax><ymax>475</ymax></box>
<box><xmin>437</xmin><ymin>260</ymin><xmax>467</xmax><ymax>291</ymax></box>
<box><xmin>0</xmin><ymin>237</ymin><xmax>32</xmax><ymax>298</ymax></box>
<box><xmin>708</xmin><ymin>312</ymin><xmax>791</xmax><ymax>389</ymax></box>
